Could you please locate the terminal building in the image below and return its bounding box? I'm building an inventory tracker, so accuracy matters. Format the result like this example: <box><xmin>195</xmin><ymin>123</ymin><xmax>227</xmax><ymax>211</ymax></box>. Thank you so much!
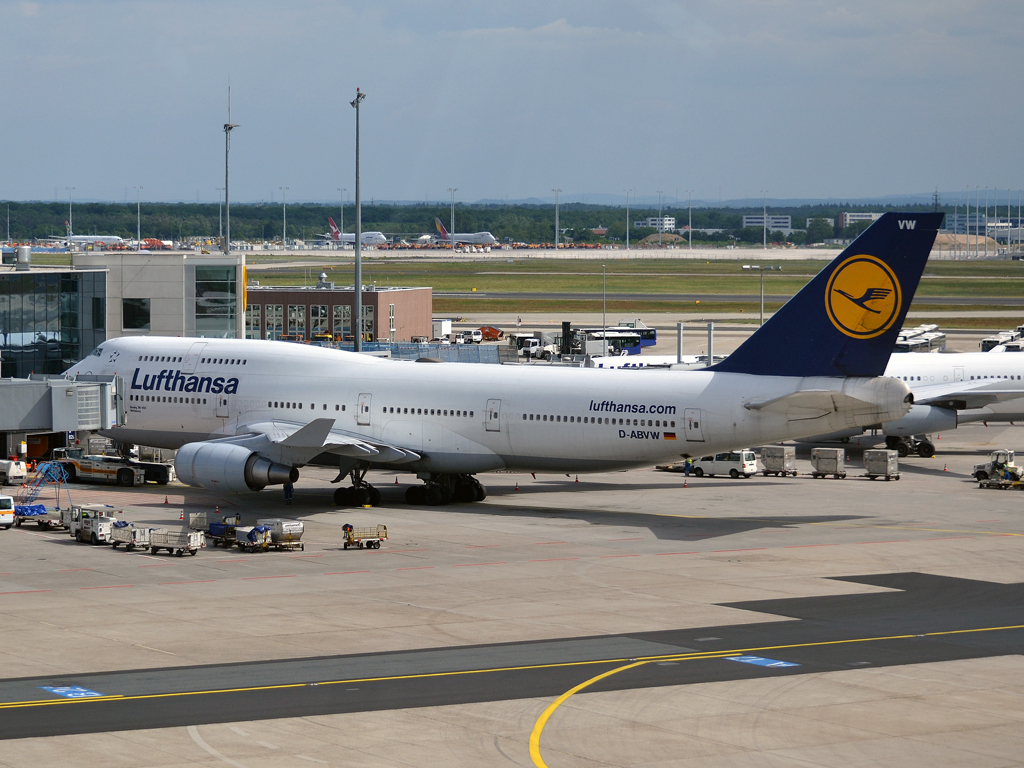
<box><xmin>244</xmin><ymin>278</ymin><xmax>431</xmax><ymax>342</ymax></box>
<box><xmin>634</xmin><ymin>216</ymin><xmax>676</xmax><ymax>232</ymax></box>
<box><xmin>837</xmin><ymin>212</ymin><xmax>883</xmax><ymax>229</ymax></box>
<box><xmin>742</xmin><ymin>215</ymin><xmax>792</xmax><ymax>231</ymax></box>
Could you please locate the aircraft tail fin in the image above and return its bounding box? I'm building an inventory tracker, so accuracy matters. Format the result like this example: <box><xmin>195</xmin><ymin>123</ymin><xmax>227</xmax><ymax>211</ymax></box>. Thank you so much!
<box><xmin>65</xmin><ymin>220</ymin><xmax>71</xmax><ymax>237</ymax></box>
<box><xmin>434</xmin><ymin>217</ymin><xmax>449</xmax><ymax>239</ymax></box>
<box><xmin>710</xmin><ymin>212</ymin><xmax>943</xmax><ymax>378</ymax></box>
<box><xmin>328</xmin><ymin>217</ymin><xmax>341</xmax><ymax>240</ymax></box>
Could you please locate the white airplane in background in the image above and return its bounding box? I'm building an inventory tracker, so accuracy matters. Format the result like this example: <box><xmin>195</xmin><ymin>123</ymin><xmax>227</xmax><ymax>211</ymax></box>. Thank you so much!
<box><xmin>64</xmin><ymin>213</ymin><xmax>941</xmax><ymax>507</ymax></box>
<box><xmin>317</xmin><ymin>217</ymin><xmax>387</xmax><ymax>246</ymax></box>
<box><xmin>434</xmin><ymin>218</ymin><xmax>498</xmax><ymax>246</ymax></box>
<box><xmin>53</xmin><ymin>220</ymin><xmax>125</xmax><ymax>247</ymax></box>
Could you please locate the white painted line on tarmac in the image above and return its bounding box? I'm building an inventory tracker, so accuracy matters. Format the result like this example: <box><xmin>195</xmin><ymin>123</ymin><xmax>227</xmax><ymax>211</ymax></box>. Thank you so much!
<box><xmin>187</xmin><ymin>725</ymin><xmax>250</xmax><ymax>768</ymax></box>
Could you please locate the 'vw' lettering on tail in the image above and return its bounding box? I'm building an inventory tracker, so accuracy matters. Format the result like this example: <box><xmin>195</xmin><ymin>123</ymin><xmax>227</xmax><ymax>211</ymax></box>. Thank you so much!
<box><xmin>898</xmin><ymin>220</ymin><xmax>916</xmax><ymax>230</ymax></box>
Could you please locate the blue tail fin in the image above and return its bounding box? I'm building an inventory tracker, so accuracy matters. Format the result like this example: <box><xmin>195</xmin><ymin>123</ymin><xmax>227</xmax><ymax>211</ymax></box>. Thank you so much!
<box><xmin>710</xmin><ymin>212</ymin><xmax>943</xmax><ymax>378</ymax></box>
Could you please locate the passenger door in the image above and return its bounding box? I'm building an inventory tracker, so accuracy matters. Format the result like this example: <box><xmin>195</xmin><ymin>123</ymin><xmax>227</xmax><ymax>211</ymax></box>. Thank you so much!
<box><xmin>215</xmin><ymin>396</ymin><xmax>229</xmax><ymax>418</ymax></box>
<box><xmin>485</xmin><ymin>399</ymin><xmax>501</xmax><ymax>432</ymax></box>
<box><xmin>954</xmin><ymin>367</ymin><xmax>964</xmax><ymax>382</ymax></box>
<box><xmin>684</xmin><ymin>408</ymin><xmax>704</xmax><ymax>441</ymax></box>
<box><xmin>357</xmin><ymin>393</ymin><xmax>372</xmax><ymax>426</ymax></box>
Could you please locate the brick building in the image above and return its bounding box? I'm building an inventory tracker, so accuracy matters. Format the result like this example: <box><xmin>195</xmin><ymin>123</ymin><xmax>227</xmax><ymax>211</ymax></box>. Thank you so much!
<box><xmin>244</xmin><ymin>283</ymin><xmax>431</xmax><ymax>343</ymax></box>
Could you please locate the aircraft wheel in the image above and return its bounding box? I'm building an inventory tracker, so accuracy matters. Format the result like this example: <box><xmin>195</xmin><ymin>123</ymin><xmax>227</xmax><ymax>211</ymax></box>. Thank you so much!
<box><xmin>405</xmin><ymin>486</ymin><xmax>424</xmax><ymax>505</ymax></box>
<box><xmin>368</xmin><ymin>486</ymin><xmax>382</xmax><ymax>507</ymax></box>
<box><xmin>333</xmin><ymin>487</ymin><xmax>351</xmax><ymax>506</ymax></box>
<box><xmin>350</xmin><ymin>487</ymin><xmax>370</xmax><ymax>506</ymax></box>
<box><xmin>454</xmin><ymin>482</ymin><xmax>476</xmax><ymax>503</ymax></box>
<box><xmin>917</xmin><ymin>442</ymin><xmax>935</xmax><ymax>458</ymax></box>
<box><xmin>885</xmin><ymin>436</ymin><xmax>902</xmax><ymax>450</ymax></box>
<box><xmin>425</xmin><ymin>485</ymin><xmax>444</xmax><ymax>505</ymax></box>
<box><xmin>474</xmin><ymin>483</ymin><xmax>487</xmax><ymax>502</ymax></box>
<box><xmin>896</xmin><ymin>443</ymin><xmax>910</xmax><ymax>458</ymax></box>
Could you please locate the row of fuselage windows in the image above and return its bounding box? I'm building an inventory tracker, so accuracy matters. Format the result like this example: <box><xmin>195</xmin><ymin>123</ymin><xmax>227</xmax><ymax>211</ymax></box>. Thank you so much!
<box><xmin>385</xmin><ymin>406</ymin><xmax>474</xmax><ymax>418</ymax></box>
<box><xmin>130</xmin><ymin>394</ymin><xmax>207</xmax><ymax>404</ymax></box>
<box><xmin>270</xmin><ymin>402</ymin><xmax>347</xmax><ymax>411</ymax></box>
<box><xmin>524</xmin><ymin>414</ymin><xmax>677</xmax><ymax>428</ymax></box>
<box><xmin>899</xmin><ymin>374</ymin><xmax>1022</xmax><ymax>382</ymax></box>
<box><xmin>137</xmin><ymin>355</ymin><xmax>247</xmax><ymax>365</ymax></box>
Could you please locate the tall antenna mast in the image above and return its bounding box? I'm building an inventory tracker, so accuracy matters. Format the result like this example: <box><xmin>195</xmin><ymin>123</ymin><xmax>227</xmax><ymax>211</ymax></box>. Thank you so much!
<box><xmin>223</xmin><ymin>85</ymin><xmax>238</xmax><ymax>256</ymax></box>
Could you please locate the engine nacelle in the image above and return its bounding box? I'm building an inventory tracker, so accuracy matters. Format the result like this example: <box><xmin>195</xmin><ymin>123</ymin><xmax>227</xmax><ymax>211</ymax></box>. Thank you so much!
<box><xmin>175</xmin><ymin>442</ymin><xmax>298</xmax><ymax>493</ymax></box>
<box><xmin>883</xmin><ymin>405</ymin><xmax>958</xmax><ymax>437</ymax></box>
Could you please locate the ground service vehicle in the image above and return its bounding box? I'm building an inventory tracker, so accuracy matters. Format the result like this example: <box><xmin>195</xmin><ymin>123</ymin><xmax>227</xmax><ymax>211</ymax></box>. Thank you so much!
<box><xmin>0</xmin><ymin>460</ymin><xmax>28</xmax><ymax>486</ymax></box>
<box><xmin>66</xmin><ymin>505</ymin><xmax>117</xmax><ymax>544</ymax></box>
<box><xmin>53</xmin><ymin>452</ymin><xmax>146</xmax><ymax>487</ymax></box>
<box><xmin>478</xmin><ymin>326</ymin><xmax>503</xmax><ymax>341</ymax></box>
<box><xmin>150</xmin><ymin>529</ymin><xmax>202</xmax><ymax>556</ymax></box>
<box><xmin>0</xmin><ymin>495</ymin><xmax>13</xmax><ymax>529</ymax></box>
<box><xmin>691</xmin><ymin>451</ymin><xmax>757</xmax><ymax>478</ymax></box>
<box><xmin>973</xmin><ymin>450</ymin><xmax>1020</xmax><ymax>481</ymax></box>
<box><xmin>110</xmin><ymin>522</ymin><xmax>152</xmax><ymax>550</ymax></box>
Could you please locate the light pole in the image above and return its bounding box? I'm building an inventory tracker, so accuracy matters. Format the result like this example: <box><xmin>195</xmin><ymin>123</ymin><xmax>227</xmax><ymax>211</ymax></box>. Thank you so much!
<box><xmin>223</xmin><ymin>91</ymin><xmax>237</xmax><ymax>256</ymax></box>
<box><xmin>351</xmin><ymin>87</ymin><xmax>366</xmax><ymax>352</ymax></box>
<box><xmin>552</xmin><ymin>189</ymin><xmax>562</xmax><ymax>248</ymax></box>
<box><xmin>762</xmin><ymin>191</ymin><xmax>767</xmax><ymax>250</ymax></box>
<box><xmin>743</xmin><ymin>264</ymin><xmax>781</xmax><ymax>325</ymax></box>
<box><xmin>447</xmin><ymin>187</ymin><xmax>458</xmax><ymax>252</ymax></box>
<box><xmin>688</xmin><ymin>190</ymin><xmax>692</xmax><ymax>250</ymax></box>
<box><xmin>279</xmin><ymin>187</ymin><xmax>289</xmax><ymax>246</ymax></box>
<box><xmin>624</xmin><ymin>188</ymin><xmax>631</xmax><ymax>251</ymax></box>
<box><xmin>215</xmin><ymin>187</ymin><xmax>224</xmax><ymax>242</ymax></box>
<box><xmin>133</xmin><ymin>186</ymin><xmax>143</xmax><ymax>249</ymax></box>
<box><xmin>657</xmin><ymin>190</ymin><xmax>664</xmax><ymax>245</ymax></box>
<box><xmin>65</xmin><ymin>187</ymin><xmax>75</xmax><ymax>237</ymax></box>
<box><xmin>602</xmin><ymin>264</ymin><xmax>607</xmax><ymax>335</ymax></box>
<box><xmin>337</xmin><ymin>187</ymin><xmax>346</xmax><ymax>247</ymax></box>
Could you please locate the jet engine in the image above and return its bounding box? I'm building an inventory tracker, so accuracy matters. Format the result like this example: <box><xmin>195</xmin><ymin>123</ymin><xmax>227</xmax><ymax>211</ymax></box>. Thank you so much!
<box><xmin>175</xmin><ymin>442</ymin><xmax>298</xmax><ymax>493</ymax></box>
<box><xmin>883</xmin><ymin>405</ymin><xmax>957</xmax><ymax>437</ymax></box>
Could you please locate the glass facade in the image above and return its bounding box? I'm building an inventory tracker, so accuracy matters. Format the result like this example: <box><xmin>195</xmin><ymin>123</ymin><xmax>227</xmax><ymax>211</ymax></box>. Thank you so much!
<box><xmin>288</xmin><ymin>304</ymin><xmax>306</xmax><ymax>337</ymax></box>
<box><xmin>194</xmin><ymin>266</ymin><xmax>237</xmax><ymax>338</ymax></box>
<box><xmin>333</xmin><ymin>305</ymin><xmax>351</xmax><ymax>339</ymax></box>
<box><xmin>0</xmin><ymin>270</ymin><xmax>106</xmax><ymax>378</ymax></box>
<box><xmin>245</xmin><ymin>304</ymin><xmax>261</xmax><ymax>339</ymax></box>
<box><xmin>265</xmin><ymin>304</ymin><xmax>283</xmax><ymax>340</ymax></box>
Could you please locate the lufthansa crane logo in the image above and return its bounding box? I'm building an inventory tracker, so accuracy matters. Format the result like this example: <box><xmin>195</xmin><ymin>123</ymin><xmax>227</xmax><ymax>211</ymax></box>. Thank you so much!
<box><xmin>825</xmin><ymin>255</ymin><xmax>901</xmax><ymax>339</ymax></box>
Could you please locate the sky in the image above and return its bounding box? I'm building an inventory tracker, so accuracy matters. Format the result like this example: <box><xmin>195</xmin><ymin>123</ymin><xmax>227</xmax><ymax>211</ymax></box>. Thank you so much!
<box><xmin>2</xmin><ymin>1</ymin><xmax>1022</xmax><ymax>205</ymax></box>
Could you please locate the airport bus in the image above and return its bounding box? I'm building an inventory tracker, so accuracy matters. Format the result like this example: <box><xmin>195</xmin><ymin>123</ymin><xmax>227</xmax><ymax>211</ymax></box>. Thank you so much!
<box><xmin>586</xmin><ymin>330</ymin><xmax>642</xmax><ymax>356</ymax></box>
<box><xmin>582</xmin><ymin>324</ymin><xmax>656</xmax><ymax>348</ymax></box>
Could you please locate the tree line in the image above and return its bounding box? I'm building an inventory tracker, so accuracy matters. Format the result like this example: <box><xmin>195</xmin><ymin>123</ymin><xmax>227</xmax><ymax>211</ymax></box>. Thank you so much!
<box><xmin>2</xmin><ymin>201</ymin><xmax>941</xmax><ymax>246</ymax></box>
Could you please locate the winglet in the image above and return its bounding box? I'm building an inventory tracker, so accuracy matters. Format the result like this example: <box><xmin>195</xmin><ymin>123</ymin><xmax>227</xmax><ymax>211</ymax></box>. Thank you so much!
<box><xmin>278</xmin><ymin>418</ymin><xmax>335</xmax><ymax>448</ymax></box>
<box><xmin>711</xmin><ymin>212</ymin><xmax>943</xmax><ymax>377</ymax></box>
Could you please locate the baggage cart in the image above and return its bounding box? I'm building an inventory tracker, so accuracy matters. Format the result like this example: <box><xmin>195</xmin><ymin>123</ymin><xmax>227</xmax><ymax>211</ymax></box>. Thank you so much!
<box><xmin>150</xmin><ymin>528</ymin><xmax>203</xmax><ymax>556</ymax></box>
<box><xmin>110</xmin><ymin>522</ymin><xmax>153</xmax><ymax>551</ymax></box>
<box><xmin>863</xmin><ymin>449</ymin><xmax>900</xmax><ymax>481</ymax></box>
<box><xmin>206</xmin><ymin>515</ymin><xmax>242</xmax><ymax>547</ymax></box>
<box><xmin>759</xmin><ymin>446</ymin><xmax>797</xmax><ymax>477</ymax></box>
<box><xmin>233</xmin><ymin>525</ymin><xmax>271</xmax><ymax>553</ymax></box>
<box><xmin>810</xmin><ymin>448</ymin><xmax>846</xmax><ymax>479</ymax></box>
<box><xmin>188</xmin><ymin>511</ymin><xmax>213</xmax><ymax>532</ymax></box>
<box><xmin>978</xmin><ymin>479</ymin><xmax>1024</xmax><ymax>491</ymax></box>
<box><xmin>14</xmin><ymin>504</ymin><xmax>67</xmax><ymax>530</ymax></box>
<box><xmin>343</xmin><ymin>523</ymin><xmax>387</xmax><ymax>549</ymax></box>
<box><xmin>257</xmin><ymin>518</ymin><xmax>305</xmax><ymax>551</ymax></box>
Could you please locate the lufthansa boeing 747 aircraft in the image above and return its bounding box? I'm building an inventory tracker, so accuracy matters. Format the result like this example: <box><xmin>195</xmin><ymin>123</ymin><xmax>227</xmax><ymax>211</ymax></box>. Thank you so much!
<box><xmin>64</xmin><ymin>213</ymin><xmax>942</xmax><ymax>506</ymax></box>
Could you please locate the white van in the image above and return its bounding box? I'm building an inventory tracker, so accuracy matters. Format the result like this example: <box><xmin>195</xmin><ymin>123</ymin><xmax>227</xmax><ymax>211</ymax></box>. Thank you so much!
<box><xmin>691</xmin><ymin>450</ymin><xmax>758</xmax><ymax>479</ymax></box>
<box><xmin>0</xmin><ymin>495</ymin><xmax>14</xmax><ymax>529</ymax></box>
<box><xmin>0</xmin><ymin>460</ymin><xmax>28</xmax><ymax>486</ymax></box>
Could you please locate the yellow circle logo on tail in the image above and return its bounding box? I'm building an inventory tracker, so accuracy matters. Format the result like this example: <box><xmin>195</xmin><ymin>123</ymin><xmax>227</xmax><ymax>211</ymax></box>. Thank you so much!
<box><xmin>825</xmin><ymin>255</ymin><xmax>901</xmax><ymax>339</ymax></box>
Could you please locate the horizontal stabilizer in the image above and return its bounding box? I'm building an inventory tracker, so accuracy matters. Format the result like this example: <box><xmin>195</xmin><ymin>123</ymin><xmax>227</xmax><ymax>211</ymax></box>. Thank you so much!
<box><xmin>745</xmin><ymin>390</ymin><xmax>873</xmax><ymax>421</ymax></box>
<box><xmin>914</xmin><ymin>380</ymin><xmax>1024</xmax><ymax>411</ymax></box>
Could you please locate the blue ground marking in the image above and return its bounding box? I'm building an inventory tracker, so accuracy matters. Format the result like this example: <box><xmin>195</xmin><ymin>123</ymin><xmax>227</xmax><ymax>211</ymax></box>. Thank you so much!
<box><xmin>40</xmin><ymin>686</ymin><xmax>104</xmax><ymax>698</ymax></box>
<box><xmin>726</xmin><ymin>655</ymin><xmax>801</xmax><ymax>668</ymax></box>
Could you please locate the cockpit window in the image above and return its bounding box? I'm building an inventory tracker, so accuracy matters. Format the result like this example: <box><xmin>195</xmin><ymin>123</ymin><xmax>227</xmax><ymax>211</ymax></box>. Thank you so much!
<box><xmin>90</xmin><ymin>346</ymin><xmax>104</xmax><ymax>357</ymax></box>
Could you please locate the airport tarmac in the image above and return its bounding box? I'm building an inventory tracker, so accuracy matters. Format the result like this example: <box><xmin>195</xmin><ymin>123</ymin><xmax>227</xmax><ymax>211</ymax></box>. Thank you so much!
<box><xmin>0</xmin><ymin>422</ymin><xmax>1022</xmax><ymax>766</ymax></box>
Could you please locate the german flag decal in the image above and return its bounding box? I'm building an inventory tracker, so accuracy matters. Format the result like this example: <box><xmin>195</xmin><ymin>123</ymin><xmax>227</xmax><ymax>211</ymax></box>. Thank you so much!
<box><xmin>664</xmin><ymin>432</ymin><xmax>677</xmax><ymax>440</ymax></box>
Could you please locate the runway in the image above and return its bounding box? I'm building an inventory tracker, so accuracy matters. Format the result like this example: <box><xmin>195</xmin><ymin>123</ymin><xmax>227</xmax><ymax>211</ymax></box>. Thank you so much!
<box><xmin>2</xmin><ymin>572</ymin><xmax>1020</xmax><ymax>740</ymax></box>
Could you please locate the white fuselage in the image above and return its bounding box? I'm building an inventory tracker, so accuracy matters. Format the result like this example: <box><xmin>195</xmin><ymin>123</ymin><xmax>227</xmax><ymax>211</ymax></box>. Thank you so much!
<box><xmin>446</xmin><ymin>232</ymin><xmax>498</xmax><ymax>245</ymax></box>
<box><xmin>335</xmin><ymin>232</ymin><xmax>387</xmax><ymax>246</ymax></box>
<box><xmin>65</xmin><ymin>337</ymin><xmax>911</xmax><ymax>475</ymax></box>
<box><xmin>886</xmin><ymin>351</ymin><xmax>1024</xmax><ymax>423</ymax></box>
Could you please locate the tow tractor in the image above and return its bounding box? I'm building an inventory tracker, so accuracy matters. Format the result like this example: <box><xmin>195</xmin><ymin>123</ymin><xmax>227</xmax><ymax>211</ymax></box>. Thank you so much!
<box><xmin>52</xmin><ymin>449</ymin><xmax>146</xmax><ymax>487</ymax></box>
<box><xmin>65</xmin><ymin>504</ymin><xmax>119</xmax><ymax>544</ymax></box>
<box><xmin>973</xmin><ymin>450</ymin><xmax>1020</xmax><ymax>482</ymax></box>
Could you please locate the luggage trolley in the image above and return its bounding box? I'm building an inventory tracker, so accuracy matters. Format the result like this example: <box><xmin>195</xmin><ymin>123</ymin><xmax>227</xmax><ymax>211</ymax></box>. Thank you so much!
<box><xmin>343</xmin><ymin>524</ymin><xmax>387</xmax><ymax>549</ymax></box>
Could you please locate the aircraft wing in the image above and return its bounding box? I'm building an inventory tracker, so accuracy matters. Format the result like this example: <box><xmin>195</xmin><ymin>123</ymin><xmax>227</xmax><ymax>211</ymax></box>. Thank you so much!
<box><xmin>910</xmin><ymin>380</ymin><xmax>1024</xmax><ymax>410</ymax></box>
<box><xmin>743</xmin><ymin>390</ymin><xmax>882</xmax><ymax>421</ymax></box>
<box><xmin>211</xmin><ymin>418</ymin><xmax>421</xmax><ymax>466</ymax></box>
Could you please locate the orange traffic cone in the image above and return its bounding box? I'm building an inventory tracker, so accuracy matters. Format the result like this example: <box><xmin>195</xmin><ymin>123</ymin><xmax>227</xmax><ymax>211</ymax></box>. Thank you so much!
<box><xmin>943</xmin><ymin>464</ymin><xmax>948</xmax><ymax>472</ymax></box>
<box><xmin>683</xmin><ymin>479</ymin><xmax>688</xmax><ymax>488</ymax></box>
<box><xmin>215</xmin><ymin>505</ymin><xmax>220</xmax><ymax>515</ymax></box>
<box><xmin>514</xmin><ymin>482</ymin><xmax>519</xmax><ymax>491</ymax></box>
<box><xmin>395</xmin><ymin>476</ymin><xmax>399</xmax><ymax>485</ymax></box>
<box><xmin>164</xmin><ymin>496</ymin><xmax>169</xmax><ymax>504</ymax></box>
<box><xmin>179</xmin><ymin>510</ymin><xmax>184</xmax><ymax>520</ymax></box>
<box><xmin>575</xmin><ymin>475</ymin><xmax>579</xmax><ymax>483</ymax></box>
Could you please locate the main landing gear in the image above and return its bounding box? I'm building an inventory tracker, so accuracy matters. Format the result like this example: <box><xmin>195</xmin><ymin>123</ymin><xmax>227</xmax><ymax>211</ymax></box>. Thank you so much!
<box><xmin>406</xmin><ymin>474</ymin><xmax>487</xmax><ymax>506</ymax></box>
<box><xmin>333</xmin><ymin>466</ymin><xmax>382</xmax><ymax>507</ymax></box>
<box><xmin>885</xmin><ymin>435</ymin><xmax>935</xmax><ymax>458</ymax></box>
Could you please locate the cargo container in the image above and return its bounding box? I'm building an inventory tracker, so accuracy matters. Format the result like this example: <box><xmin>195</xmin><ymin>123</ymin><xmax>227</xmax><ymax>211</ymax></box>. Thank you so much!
<box><xmin>810</xmin><ymin>448</ymin><xmax>846</xmax><ymax>479</ymax></box>
<box><xmin>863</xmin><ymin>449</ymin><xmax>900</xmax><ymax>480</ymax></box>
<box><xmin>758</xmin><ymin>446</ymin><xmax>797</xmax><ymax>477</ymax></box>
<box><xmin>256</xmin><ymin>518</ymin><xmax>305</xmax><ymax>551</ymax></box>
